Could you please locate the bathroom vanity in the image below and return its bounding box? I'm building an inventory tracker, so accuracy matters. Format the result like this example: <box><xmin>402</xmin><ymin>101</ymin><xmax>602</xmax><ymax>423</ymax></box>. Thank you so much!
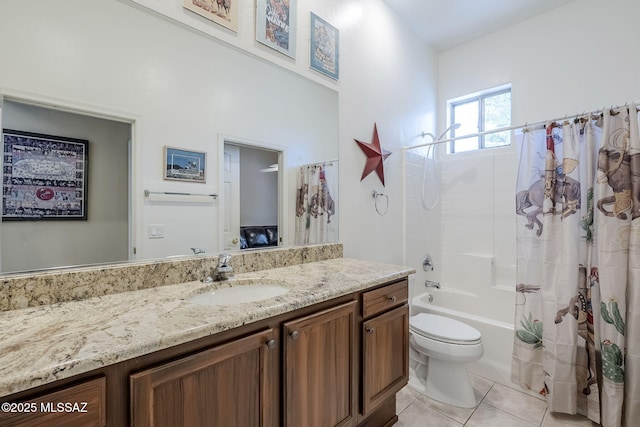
<box><xmin>0</xmin><ymin>246</ymin><xmax>413</xmax><ymax>427</ymax></box>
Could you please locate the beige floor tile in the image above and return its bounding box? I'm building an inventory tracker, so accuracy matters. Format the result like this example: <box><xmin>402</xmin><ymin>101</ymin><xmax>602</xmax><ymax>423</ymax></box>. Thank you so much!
<box><xmin>466</xmin><ymin>403</ymin><xmax>538</xmax><ymax>427</ymax></box>
<box><xmin>396</xmin><ymin>397</ymin><xmax>462</xmax><ymax>427</ymax></box>
<box><xmin>396</xmin><ymin>385</ymin><xmax>419</xmax><ymax>414</ymax></box>
<box><xmin>482</xmin><ymin>382</ymin><xmax>547</xmax><ymax>425</ymax></box>
<box><xmin>411</xmin><ymin>392</ymin><xmax>475</xmax><ymax>425</ymax></box>
<box><xmin>411</xmin><ymin>374</ymin><xmax>493</xmax><ymax>425</ymax></box>
<box><xmin>470</xmin><ymin>373</ymin><xmax>495</xmax><ymax>401</ymax></box>
<box><xmin>541</xmin><ymin>409</ymin><xmax>600</xmax><ymax>426</ymax></box>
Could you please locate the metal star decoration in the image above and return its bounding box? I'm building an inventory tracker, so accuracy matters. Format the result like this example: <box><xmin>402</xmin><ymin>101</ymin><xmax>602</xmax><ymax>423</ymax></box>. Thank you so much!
<box><xmin>354</xmin><ymin>123</ymin><xmax>392</xmax><ymax>186</ymax></box>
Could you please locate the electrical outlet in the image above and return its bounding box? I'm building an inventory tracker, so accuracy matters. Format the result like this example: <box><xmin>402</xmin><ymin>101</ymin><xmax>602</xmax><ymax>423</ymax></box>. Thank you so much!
<box><xmin>148</xmin><ymin>224</ymin><xmax>165</xmax><ymax>239</ymax></box>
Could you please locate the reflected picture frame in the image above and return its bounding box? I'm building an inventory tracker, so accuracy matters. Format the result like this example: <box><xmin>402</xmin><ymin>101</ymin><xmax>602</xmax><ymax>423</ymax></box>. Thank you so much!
<box><xmin>2</xmin><ymin>129</ymin><xmax>89</xmax><ymax>221</ymax></box>
<box><xmin>183</xmin><ymin>0</ymin><xmax>239</xmax><ymax>32</ymax></box>
<box><xmin>256</xmin><ymin>0</ymin><xmax>297</xmax><ymax>58</ymax></box>
<box><xmin>309</xmin><ymin>12</ymin><xmax>339</xmax><ymax>80</ymax></box>
<box><xmin>164</xmin><ymin>146</ymin><xmax>207</xmax><ymax>183</ymax></box>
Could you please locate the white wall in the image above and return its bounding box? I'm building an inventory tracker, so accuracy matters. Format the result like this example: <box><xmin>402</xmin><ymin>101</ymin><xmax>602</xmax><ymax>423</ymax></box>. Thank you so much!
<box><xmin>239</xmin><ymin>146</ymin><xmax>278</xmax><ymax>226</ymax></box>
<box><xmin>338</xmin><ymin>1</ymin><xmax>439</xmax><ymax>266</ymax></box>
<box><xmin>434</xmin><ymin>0</ymin><xmax>640</xmax><ymax>315</ymax></box>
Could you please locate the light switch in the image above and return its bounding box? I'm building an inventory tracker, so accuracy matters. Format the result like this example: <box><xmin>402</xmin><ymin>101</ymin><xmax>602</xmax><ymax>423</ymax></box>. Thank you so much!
<box><xmin>148</xmin><ymin>224</ymin><xmax>165</xmax><ymax>239</ymax></box>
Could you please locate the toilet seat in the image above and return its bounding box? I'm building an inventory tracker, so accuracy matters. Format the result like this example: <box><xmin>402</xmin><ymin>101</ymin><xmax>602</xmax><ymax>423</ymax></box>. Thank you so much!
<box><xmin>410</xmin><ymin>313</ymin><xmax>482</xmax><ymax>345</ymax></box>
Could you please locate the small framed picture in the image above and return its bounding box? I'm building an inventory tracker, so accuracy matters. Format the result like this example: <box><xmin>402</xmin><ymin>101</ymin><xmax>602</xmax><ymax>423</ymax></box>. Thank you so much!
<box><xmin>256</xmin><ymin>0</ymin><xmax>297</xmax><ymax>58</ymax></box>
<box><xmin>2</xmin><ymin>129</ymin><xmax>89</xmax><ymax>221</ymax></box>
<box><xmin>183</xmin><ymin>0</ymin><xmax>238</xmax><ymax>32</ymax></box>
<box><xmin>164</xmin><ymin>146</ymin><xmax>207</xmax><ymax>183</ymax></box>
<box><xmin>310</xmin><ymin>12</ymin><xmax>339</xmax><ymax>80</ymax></box>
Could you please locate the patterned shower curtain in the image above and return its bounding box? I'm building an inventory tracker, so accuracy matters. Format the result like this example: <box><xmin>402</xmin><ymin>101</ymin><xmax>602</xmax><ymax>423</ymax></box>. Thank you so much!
<box><xmin>513</xmin><ymin>106</ymin><xmax>640</xmax><ymax>427</ymax></box>
<box><xmin>294</xmin><ymin>162</ymin><xmax>338</xmax><ymax>245</ymax></box>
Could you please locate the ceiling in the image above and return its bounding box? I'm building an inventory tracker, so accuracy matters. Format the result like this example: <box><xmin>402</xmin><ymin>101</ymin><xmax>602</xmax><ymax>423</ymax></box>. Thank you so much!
<box><xmin>382</xmin><ymin>0</ymin><xmax>575</xmax><ymax>51</ymax></box>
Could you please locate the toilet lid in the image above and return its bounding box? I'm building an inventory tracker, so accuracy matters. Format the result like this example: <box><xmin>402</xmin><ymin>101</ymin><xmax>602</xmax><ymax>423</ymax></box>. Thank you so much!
<box><xmin>410</xmin><ymin>313</ymin><xmax>482</xmax><ymax>344</ymax></box>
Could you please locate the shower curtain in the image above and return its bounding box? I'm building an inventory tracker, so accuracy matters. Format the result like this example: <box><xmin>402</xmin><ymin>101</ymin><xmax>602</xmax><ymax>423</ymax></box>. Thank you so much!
<box><xmin>294</xmin><ymin>162</ymin><xmax>338</xmax><ymax>245</ymax></box>
<box><xmin>513</xmin><ymin>106</ymin><xmax>639</xmax><ymax>427</ymax></box>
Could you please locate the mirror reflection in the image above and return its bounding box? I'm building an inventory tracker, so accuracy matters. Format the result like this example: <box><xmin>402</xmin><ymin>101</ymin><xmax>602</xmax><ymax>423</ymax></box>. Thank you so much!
<box><xmin>1</xmin><ymin>100</ymin><xmax>132</xmax><ymax>273</ymax></box>
<box><xmin>0</xmin><ymin>0</ymin><xmax>339</xmax><ymax>276</ymax></box>
<box><xmin>223</xmin><ymin>143</ymin><xmax>280</xmax><ymax>252</ymax></box>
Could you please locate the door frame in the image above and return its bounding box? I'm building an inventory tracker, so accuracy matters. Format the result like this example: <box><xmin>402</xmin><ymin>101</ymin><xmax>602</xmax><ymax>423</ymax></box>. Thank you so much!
<box><xmin>217</xmin><ymin>134</ymin><xmax>287</xmax><ymax>252</ymax></box>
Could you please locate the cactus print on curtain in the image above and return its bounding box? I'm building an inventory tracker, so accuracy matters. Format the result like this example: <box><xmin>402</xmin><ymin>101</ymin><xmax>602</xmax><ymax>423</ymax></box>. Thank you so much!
<box><xmin>594</xmin><ymin>106</ymin><xmax>640</xmax><ymax>427</ymax></box>
<box><xmin>513</xmin><ymin>119</ymin><xmax>601</xmax><ymax>422</ymax></box>
<box><xmin>514</xmin><ymin>106</ymin><xmax>640</xmax><ymax>427</ymax></box>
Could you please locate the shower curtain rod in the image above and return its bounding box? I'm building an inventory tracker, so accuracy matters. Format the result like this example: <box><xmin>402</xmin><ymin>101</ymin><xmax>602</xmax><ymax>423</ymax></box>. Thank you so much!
<box><xmin>403</xmin><ymin>101</ymin><xmax>640</xmax><ymax>151</ymax></box>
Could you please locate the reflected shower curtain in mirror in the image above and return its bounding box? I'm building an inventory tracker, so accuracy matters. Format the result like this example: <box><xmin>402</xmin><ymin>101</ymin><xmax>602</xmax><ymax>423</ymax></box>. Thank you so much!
<box><xmin>295</xmin><ymin>162</ymin><xmax>338</xmax><ymax>245</ymax></box>
<box><xmin>513</xmin><ymin>106</ymin><xmax>640</xmax><ymax>427</ymax></box>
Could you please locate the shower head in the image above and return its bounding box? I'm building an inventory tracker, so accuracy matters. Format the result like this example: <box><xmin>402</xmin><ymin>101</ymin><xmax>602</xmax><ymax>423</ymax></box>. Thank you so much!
<box><xmin>436</xmin><ymin>123</ymin><xmax>461</xmax><ymax>141</ymax></box>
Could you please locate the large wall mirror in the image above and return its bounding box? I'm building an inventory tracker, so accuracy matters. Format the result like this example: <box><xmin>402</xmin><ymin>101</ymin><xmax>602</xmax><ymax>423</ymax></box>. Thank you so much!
<box><xmin>0</xmin><ymin>99</ymin><xmax>132</xmax><ymax>273</ymax></box>
<box><xmin>0</xmin><ymin>0</ymin><xmax>339</xmax><ymax>276</ymax></box>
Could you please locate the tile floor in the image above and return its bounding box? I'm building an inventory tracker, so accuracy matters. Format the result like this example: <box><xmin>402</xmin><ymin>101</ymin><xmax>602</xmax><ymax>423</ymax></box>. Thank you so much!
<box><xmin>396</xmin><ymin>374</ymin><xmax>601</xmax><ymax>427</ymax></box>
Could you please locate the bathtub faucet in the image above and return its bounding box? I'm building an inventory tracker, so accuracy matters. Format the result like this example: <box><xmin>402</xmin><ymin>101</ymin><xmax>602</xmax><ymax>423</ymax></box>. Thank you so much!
<box><xmin>425</xmin><ymin>280</ymin><xmax>440</xmax><ymax>289</ymax></box>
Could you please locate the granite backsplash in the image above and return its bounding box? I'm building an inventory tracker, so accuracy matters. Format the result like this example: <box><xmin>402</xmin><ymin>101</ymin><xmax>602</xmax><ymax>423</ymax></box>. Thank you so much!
<box><xmin>0</xmin><ymin>243</ymin><xmax>343</xmax><ymax>311</ymax></box>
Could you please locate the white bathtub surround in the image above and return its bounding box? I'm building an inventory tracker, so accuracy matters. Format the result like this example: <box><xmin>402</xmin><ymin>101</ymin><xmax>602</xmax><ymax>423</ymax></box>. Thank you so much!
<box><xmin>458</xmin><ymin>253</ymin><xmax>495</xmax><ymax>286</ymax></box>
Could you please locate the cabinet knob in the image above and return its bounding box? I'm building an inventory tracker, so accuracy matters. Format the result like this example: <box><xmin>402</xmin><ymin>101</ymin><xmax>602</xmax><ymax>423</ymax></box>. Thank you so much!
<box><xmin>266</xmin><ymin>339</ymin><xmax>276</xmax><ymax>349</ymax></box>
<box><xmin>388</xmin><ymin>295</ymin><xmax>397</xmax><ymax>303</ymax></box>
<box><xmin>290</xmin><ymin>330</ymin><xmax>299</xmax><ymax>340</ymax></box>
<box><xmin>231</xmin><ymin>237</ymin><xmax>239</xmax><ymax>245</ymax></box>
<box><xmin>366</xmin><ymin>328</ymin><xmax>375</xmax><ymax>334</ymax></box>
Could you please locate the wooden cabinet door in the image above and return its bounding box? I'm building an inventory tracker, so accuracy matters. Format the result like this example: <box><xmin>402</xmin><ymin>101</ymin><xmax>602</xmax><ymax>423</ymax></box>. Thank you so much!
<box><xmin>130</xmin><ymin>328</ymin><xmax>278</xmax><ymax>427</ymax></box>
<box><xmin>361</xmin><ymin>305</ymin><xmax>409</xmax><ymax>415</ymax></box>
<box><xmin>283</xmin><ymin>301</ymin><xmax>357</xmax><ymax>427</ymax></box>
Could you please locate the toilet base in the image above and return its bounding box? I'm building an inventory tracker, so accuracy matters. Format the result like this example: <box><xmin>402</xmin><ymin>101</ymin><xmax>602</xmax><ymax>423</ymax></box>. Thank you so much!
<box><xmin>415</xmin><ymin>357</ymin><xmax>477</xmax><ymax>408</ymax></box>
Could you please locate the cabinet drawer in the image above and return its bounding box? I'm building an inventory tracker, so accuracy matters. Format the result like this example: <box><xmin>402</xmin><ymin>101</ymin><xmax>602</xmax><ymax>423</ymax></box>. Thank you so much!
<box><xmin>362</xmin><ymin>279</ymin><xmax>408</xmax><ymax>318</ymax></box>
<box><xmin>0</xmin><ymin>377</ymin><xmax>106</xmax><ymax>427</ymax></box>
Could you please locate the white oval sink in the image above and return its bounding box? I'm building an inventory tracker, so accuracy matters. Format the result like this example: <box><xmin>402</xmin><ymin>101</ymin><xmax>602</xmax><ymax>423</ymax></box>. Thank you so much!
<box><xmin>187</xmin><ymin>281</ymin><xmax>289</xmax><ymax>306</ymax></box>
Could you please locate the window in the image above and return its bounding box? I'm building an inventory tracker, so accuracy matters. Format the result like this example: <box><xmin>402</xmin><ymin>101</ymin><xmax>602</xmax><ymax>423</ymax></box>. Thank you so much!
<box><xmin>448</xmin><ymin>86</ymin><xmax>511</xmax><ymax>153</ymax></box>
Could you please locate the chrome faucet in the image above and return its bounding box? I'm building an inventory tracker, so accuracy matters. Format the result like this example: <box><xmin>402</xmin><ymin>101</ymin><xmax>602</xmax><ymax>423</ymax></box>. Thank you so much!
<box><xmin>214</xmin><ymin>253</ymin><xmax>234</xmax><ymax>281</ymax></box>
<box><xmin>425</xmin><ymin>280</ymin><xmax>440</xmax><ymax>289</ymax></box>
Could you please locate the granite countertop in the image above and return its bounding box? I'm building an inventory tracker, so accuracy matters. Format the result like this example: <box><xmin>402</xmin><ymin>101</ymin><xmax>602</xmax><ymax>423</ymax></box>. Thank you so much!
<box><xmin>0</xmin><ymin>258</ymin><xmax>414</xmax><ymax>397</ymax></box>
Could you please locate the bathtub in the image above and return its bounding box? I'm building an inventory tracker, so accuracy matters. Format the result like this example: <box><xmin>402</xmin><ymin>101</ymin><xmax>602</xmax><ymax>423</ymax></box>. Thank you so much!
<box><xmin>411</xmin><ymin>287</ymin><xmax>515</xmax><ymax>385</ymax></box>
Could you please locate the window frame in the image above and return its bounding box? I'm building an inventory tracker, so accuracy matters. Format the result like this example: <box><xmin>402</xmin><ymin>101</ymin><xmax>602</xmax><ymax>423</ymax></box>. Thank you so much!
<box><xmin>448</xmin><ymin>86</ymin><xmax>511</xmax><ymax>154</ymax></box>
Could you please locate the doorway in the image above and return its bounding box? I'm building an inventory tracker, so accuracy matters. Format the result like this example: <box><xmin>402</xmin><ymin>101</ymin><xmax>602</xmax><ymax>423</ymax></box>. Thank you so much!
<box><xmin>222</xmin><ymin>141</ymin><xmax>282</xmax><ymax>251</ymax></box>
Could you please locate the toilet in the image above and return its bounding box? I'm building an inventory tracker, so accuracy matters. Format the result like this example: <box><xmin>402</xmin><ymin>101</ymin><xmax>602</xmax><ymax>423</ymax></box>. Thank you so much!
<box><xmin>409</xmin><ymin>313</ymin><xmax>484</xmax><ymax>408</ymax></box>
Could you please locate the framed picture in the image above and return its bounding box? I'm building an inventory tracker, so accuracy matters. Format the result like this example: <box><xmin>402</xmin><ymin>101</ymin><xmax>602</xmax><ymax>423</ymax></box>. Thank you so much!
<box><xmin>256</xmin><ymin>0</ymin><xmax>297</xmax><ymax>58</ymax></box>
<box><xmin>310</xmin><ymin>12</ymin><xmax>339</xmax><ymax>80</ymax></box>
<box><xmin>183</xmin><ymin>0</ymin><xmax>238</xmax><ymax>32</ymax></box>
<box><xmin>2</xmin><ymin>129</ymin><xmax>88</xmax><ymax>221</ymax></box>
<box><xmin>164</xmin><ymin>146</ymin><xmax>207</xmax><ymax>183</ymax></box>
